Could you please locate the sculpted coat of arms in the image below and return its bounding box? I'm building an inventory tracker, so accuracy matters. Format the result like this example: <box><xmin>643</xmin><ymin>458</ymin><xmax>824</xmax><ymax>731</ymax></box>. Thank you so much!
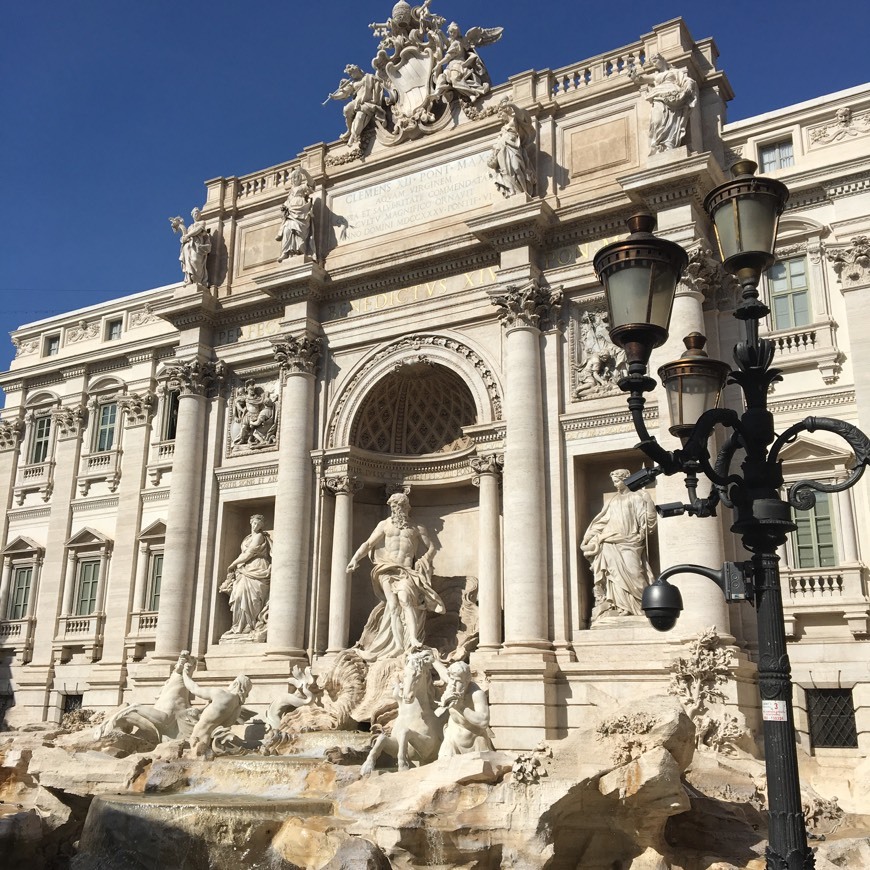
<box><xmin>325</xmin><ymin>1</ymin><xmax>502</xmax><ymax>148</ymax></box>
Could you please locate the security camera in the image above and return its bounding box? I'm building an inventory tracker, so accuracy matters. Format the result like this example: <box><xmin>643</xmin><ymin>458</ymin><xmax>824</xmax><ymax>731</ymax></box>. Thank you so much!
<box><xmin>642</xmin><ymin>578</ymin><xmax>683</xmax><ymax>632</ymax></box>
<box><xmin>625</xmin><ymin>467</ymin><xmax>661</xmax><ymax>491</ymax></box>
<box><xmin>656</xmin><ymin>501</ymin><xmax>686</xmax><ymax>518</ymax></box>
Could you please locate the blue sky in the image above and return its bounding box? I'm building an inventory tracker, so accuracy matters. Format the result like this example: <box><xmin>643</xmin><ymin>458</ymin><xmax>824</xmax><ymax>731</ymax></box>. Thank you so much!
<box><xmin>2</xmin><ymin>0</ymin><xmax>867</xmax><ymax>375</ymax></box>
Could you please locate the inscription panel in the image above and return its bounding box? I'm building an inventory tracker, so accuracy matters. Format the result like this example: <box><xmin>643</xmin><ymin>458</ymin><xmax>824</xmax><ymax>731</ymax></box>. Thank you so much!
<box><xmin>570</xmin><ymin>116</ymin><xmax>634</xmax><ymax>176</ymax></box>
<box><xmin>329</xmin><ymin>152</ymin><xmax>495</xmax><ymax>244</ymax></box>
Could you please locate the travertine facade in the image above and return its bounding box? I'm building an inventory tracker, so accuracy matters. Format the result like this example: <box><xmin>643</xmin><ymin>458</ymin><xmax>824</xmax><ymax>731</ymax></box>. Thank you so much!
<box><xmin>1</xmin><ymin>15</ymin><xmax>868</xmax><ymax>777</ymax></box>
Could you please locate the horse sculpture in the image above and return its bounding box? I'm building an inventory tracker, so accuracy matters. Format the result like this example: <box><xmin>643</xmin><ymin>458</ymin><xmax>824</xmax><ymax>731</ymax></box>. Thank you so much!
<box><xmin>361</xmin><ymin>647</ymin><xmax>444</xmax><ymax>774</ymax></box>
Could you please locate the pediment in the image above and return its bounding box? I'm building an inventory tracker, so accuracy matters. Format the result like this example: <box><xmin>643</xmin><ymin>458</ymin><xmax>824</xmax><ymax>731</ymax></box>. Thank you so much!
<box><xmin>65</xmin><ymin>527</ymin><xmax>113</xmax><ymax>548</ymax></box>
<box><xmin>138</xmin><ymin>519</ymin><xmax>166</xmax><ymax>541</ymax></box>
<box><xmin>2</xmin><ymin>535</ymin><xmax>43</xmax><ymax>556</ymax></box>
<box><xmin>778</xmin><ymin>435</ymin><xmax>852</xmax><ymax>467</ymax></box>
<box><xmin>777</xmin><ymin>215</ymin><xmax>829</xmax><ymax>240</ymax></box>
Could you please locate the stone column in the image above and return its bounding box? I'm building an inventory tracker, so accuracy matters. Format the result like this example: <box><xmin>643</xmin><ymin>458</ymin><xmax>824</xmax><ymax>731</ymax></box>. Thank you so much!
<box><xmin>324</xmin><ymin>475</ymin><xmax>362</xmax><ymax>654</ymax></box>
<box><xmin>837</xmin><ymin>482</ymin><xmax>860</xmax><ymax>563</ymax></box>
<box><xmin>0</xmin><ymin>557</ymin><xmax>13</xmax><ymax>619</ymax></box>
<box><xmin>62</xmin><ymin>551</ymin><xmax>77</xmax><ymax>616</ymax></box>
<box><xmin>132</xmin><ymin>543</ymin><xmax>150</xmax><ymax>611</ymax></box>
<box><xmin>267</xmin><ymin>335</ymin><xmax>321</xmax><ymax>658</ymax></box>
<box><xmin>492</xmin><ymin>280</ymin><xmax>561</xmax><ymax>651</ymax></box>
<box><xmin>153</xmin><ymin>360</ymin><xmax>224</xmax><ymax>660</ymax></box>
<box><xmin>471</xmin><ymin>455</ymin><xmax>503</xmax><ymax>651</ymax></box>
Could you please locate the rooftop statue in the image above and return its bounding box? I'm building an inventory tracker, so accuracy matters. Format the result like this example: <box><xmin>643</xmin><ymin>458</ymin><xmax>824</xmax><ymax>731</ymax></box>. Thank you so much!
<box><xmin>581</xmin><ymin>468</ymin><xmax>657</xmax><ymax>620</ymax></box>
<box><xmin>347</xmin><ymin>492</ymin><xmax>445</xmax><ymax>660</ymax></box>
<box><xmin>487</xmin><ymin>100</ymin><xmax>537</xmax><ymax>198</ymax></box>
<box><xmin>169</xmin><ymin>207</ymin><xmax>211</xmax><ymax>286</ymax></box>
<box><xmin>276</xmin><ymin>166</ymin><xmax>316</xmax><ymax>261</ymax></box>
<box><xmin>219</xmin><ymin>514</ymin><xmax>271</xmax><ymax>641</ymax></box>
<box><xmin>628</xmin><ymin>54</ymin><xmax>698</xmax><ymax>154</ymax></box>
<box><xmin>326</xmin><ymin>1</ymin><xmax>503</xmax><ymax>148</ymax></box>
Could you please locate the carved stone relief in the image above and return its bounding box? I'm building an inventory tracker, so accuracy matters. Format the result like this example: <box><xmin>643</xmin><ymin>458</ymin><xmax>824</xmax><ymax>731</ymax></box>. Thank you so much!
<box><xmin>67</xmin><ymin>320</ymin><xmax>99</xmax><ymax>344</ymax></box>
<box><xmin>228</xmin><ymin>379</ymin><xmax>279</xmax><ymax>453</ymax></box>
<box><xmin>809</xmin><ymin>107</ymin><xmax>870</xmax><ymax>145</ymax></box>
<box><xmin>571</xmin><ymin>307</ymin><xmax>626</xmax><ymax>400</ymax></box>
<box><xmin>830</xmin><ymin>236</ymin><xmax>870</xmax><ymax>288</ymax></box>
<box><xmin>13</xmin><ymin>338</ymin><xmax>39</xmax><ymax>358</ymax></box>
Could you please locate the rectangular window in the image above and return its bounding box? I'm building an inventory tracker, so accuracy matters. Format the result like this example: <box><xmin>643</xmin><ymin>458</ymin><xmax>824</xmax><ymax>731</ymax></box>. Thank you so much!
<box><xmin>29</xmin><ymin>415</ymin><xmax>52</xmax><ymax>464</ymax></box>
<box><xmin>769</xmin><ymin>257</ymin><xmax>810</xmax><ymax>330</ymax></box>
<box><xmin>44</xmin><ymin>335</ymin><xmax>60</xmax><ymax>357</ymax></box>
<box><xmin>163</xmin><ymin>391</ymin><xmax>180</xmax><ymax>440</ymax></box>
<box><xmin>792</xmin><ymin>491</ymin><xmax>837</xmax><ymax>569</ymax></box>
<box><xmin>106</xmin><ymin>319</ymin><xmax>122</xmax><ymax>341</ymax></box>
<box><xmin>147</xmin><ymin>553</ymin><xmax>163</xmax><ymax>611</ymax></box>
<box><xmin>759</xmin><ymin>139</ymin><xmax>794</xmax><ymax>173</ymax></box>
<box><xmin>75</xmin><ymin>559</ymin><xmax>100</xmax><ymax>616</ymax></box>
<box><xmin>8</xmin><ymin>566</ymin><xmax>32</xmax><ymax>619</ymax></box>
<box><xmin>806</xmin><ymin>688</ymin><xmax>858</xmax><ymax>749</ymax></box>
<box><xmin>95</xmin><ymin>402</ymin><xmax>117</xmax><ymax>452</ymax></box>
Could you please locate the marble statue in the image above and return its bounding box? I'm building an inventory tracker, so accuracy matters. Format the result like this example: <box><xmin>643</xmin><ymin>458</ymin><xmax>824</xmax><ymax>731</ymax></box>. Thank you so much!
<box><xmin>276</xmin><ymin>167</ymin><xmax>316</xmax><ymax>260</ymax></box>
<box><xmin>231</xmin><ymin>379</ymin><xmax>277</xmax><ymax>448</ymax></box>
<box><xmin>432</xmin><ymin>21</ymin><xmax>502</xmax><ymax>103</ymax></box>
<box><xmin>628</xmin><ymin>54</ymin><xmax>698</xmax><ymax>154</ymax></box>
<box><xmin>433</xmin><ymin>660</ymin><xmax>494</xmax><ymax>758</ymax></box>
<box><xmin>361</xmin><ymin>647</ymin><xmax>443</xmax><ymax>774</ymax></box>
<box><xmin>182</xmin><ymin>665</ymin><xmax>252</xmax><ymax>757</ymax></box>
<box><xmin>169</xmin><ymin>207</ymin><xmax>212</xmax><ymax>286</ymax></box>
<box><xmin>581</xmin><ymin>469</ymin><xmax>657</xmax><ymax>619</ymax></box>
<box><xmin>347</xmin><ymin>492</ymin><xmax>445</xmax><ymax>660</ymax></box>
<box><xmin>573</xmin><ymin>310</ymin><xmax>627</xmax><ymax>399</ymax></box>
<box><xmin>325</xmin><ymin>64</ymin><xmax>387</xmax><ymax>148</ymax></box>
<box><xmin>94</xmin><ymin>650</ymin><xmax>198</xmax><ymax>744</ymax></box>
<box><xmin>219</xmin><ymin>514</ymin><xmax>271</xmax><ymax>640</ymax></box>
<box><xmin>487</xmin><ymin>101</ymin><xmax>537</xmax><ymax>198</ymax></box>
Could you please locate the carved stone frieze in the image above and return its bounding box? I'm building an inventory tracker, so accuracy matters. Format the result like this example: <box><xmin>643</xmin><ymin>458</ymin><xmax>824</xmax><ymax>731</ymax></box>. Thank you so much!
<box><xmin>129</xmin><ymin>304</ymin><xmax>159</xmax><ymax>328</ymax></box>
<box><xmin>323</xmin><ymin>475</ymin><xmax>363</xmax><ymax>497</ymax></box>
<box><xmin>571</xmin><ymin>306</ymin><xmax>626</xmax><ymax>400</ymax></box>
<box><xmin>161</xmin><ymin>359</ymin><xmax>227</xmax><ymax>396</ymax></box>
<box><xmin>0</xmin><ymin>417</ymin><xmax>25</xmax><ymax>450</ymax></box>
<box><xmin>491</xmin><ymin>279</ymin><xmax>562</xmax><ymax>330</ymax></box>
<box><xmin>229</xmin><ymin>378</ymin><xmax>280</xmax><ymax>452</ymax></box>
<box><xmin>272</xmin><ymin>335</ymin><xmax>322</xmax><ymax>376</ymax></box>
<box><xmin>809</xmin><ymin>107</ymin><xmax>870</xmax><ymax>145</ymax></box>
<box><xmin>13</xmin><ymin>337</ymin><xmax>39</xmax><ymax>358</ymax></box>
<box><xmin>51</xmin><ymin>405</ymin><xmax>87</xmax><ymax>439</ymax></box>
<box><xmin>67</xmin><ymin>320</ymin><xmax>99</xmax><ymax>344</ymax></box>
<box><xmin>830</xmin><ymin>236</ymin><xmax>870</xmax><ymax>288</ymax></box>
<box><xmin>117</xmin><ymin>391</ymin><xmax>156</xmax><ymax>426</ymax></box>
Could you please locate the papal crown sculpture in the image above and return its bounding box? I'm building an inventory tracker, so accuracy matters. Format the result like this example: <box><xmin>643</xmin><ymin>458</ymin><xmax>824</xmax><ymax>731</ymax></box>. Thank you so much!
<box><xmin>325</xmin><ymin>0</ymin><xmax>502</xmax><ymax>148</ymax></box>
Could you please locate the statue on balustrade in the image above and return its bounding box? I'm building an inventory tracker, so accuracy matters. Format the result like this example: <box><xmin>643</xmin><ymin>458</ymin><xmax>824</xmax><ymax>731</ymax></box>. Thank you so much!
<box><xmin>347</xmin><ymin>492</ymin><xmax>445</xmax><ymax>660</ymax></box>
<box><xmin>220</xmin><ymin>514</ymin><xmax>271</xmax><ymax>641</ymax></box>
<box><xmin>628</xmin><ymin>54</ymin><xmax>698</xmax><ymax>154</ymax></box>
<box><xmin>276</xmin><ymin>166</ymin><xmax>316</xmax><ymax>261</ymax></box>
<box><xmin>581</xmin><ymin>469</ymin><xmax>657</xmax><ymax>620</ymax></box>
<box><xmin>325</xmin><ymin>64</ymin><xmax>387</xmax><ymax>148</ymax></box>
<box><xmin>487</xmin><ymin>100</ymin><xmax>537</xmax><ymax>198</ymax></box>
<box><xmin>169</xmin><ymin>207</ymin><xmax>212</xmax><ymax>286</ymax></box>
<box><xmin>431</xmin><ymin>21</ymin><xmax>503</xmax><ymax>103</ymax></box>
<box><xmin>433</xmin><ymin>659</ymin><xmax>494</xmax><ymax>758</ymax></box>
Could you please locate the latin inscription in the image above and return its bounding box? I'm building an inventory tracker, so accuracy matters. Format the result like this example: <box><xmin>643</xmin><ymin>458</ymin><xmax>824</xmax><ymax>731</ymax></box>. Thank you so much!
<box><xmin>215</xmin><ymin>318</ymin><xmax>283</xmax><ymax>346</ymax></box>
<box><xmin>330</xmin><ymin>152</ymin><xmax>495</xmax><ymax>243</ymax></box>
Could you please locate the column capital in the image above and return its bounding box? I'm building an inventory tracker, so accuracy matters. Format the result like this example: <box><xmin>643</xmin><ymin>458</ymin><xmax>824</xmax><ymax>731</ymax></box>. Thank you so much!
<box><xmin>682</xmin><ymin>242</ymin><xmax>739</xmax><ymax>310</ymax></box>
<box><xmin>322</xmin><ymin>475</ymin><xmax>363</xmax><ymax>496</ymax></box>
<box><xmin>470</xmin><ymin>453</ymin><xmax>504</xmax><ymax>485</ymax></box>
<box><xmin>0</xmin><ymin>417</ymin><xmax>24</xmax><ymax>451</ymax></box>
<box><xmin>118</xmin><ymin>391</ymin><xmax>156</xmax><ymax>427</ymax></box>
<box><xmin>272</xmin><ymin>334</ymin><xmax>322</xmax><ymax>376</ymax></box>
<box><xmin>491</xmin><ymin>278</ymin><xmax>562</xmax><ymax>331</ymax></box>
<box><xmin>160</xmin><ymin>359</ymin><xmax>227</xmax><ymax>396</ymax></box>
<box><xmin>51</xmin><ymin>404</ymin><xmax>87</xmax><ymax>439</ymax></box>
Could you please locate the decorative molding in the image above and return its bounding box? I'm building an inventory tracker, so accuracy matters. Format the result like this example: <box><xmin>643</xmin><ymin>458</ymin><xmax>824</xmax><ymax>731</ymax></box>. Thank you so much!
<box><xmin>766</xmin><ymin>390</ymin><xmax>855</xmax><ymax>416</ymax></box>
<box><xmin>272</xmin><ymin>334</ymin><xmax>322</xmax><ymax>376</ymax></box>
<box><xmin>5</xmin><ymin>506</ymin><xmax>52</xmax><ymax>522</ymax></box>
<box><xmin>683</xmin><ymin>243</ymin><xmax>739</xmax><ymax>310</ymax></box>
<box><xmin>66</xmin><ymin>320</ymin><xmax>99</xmax><ymax>344</ymax></box>
<box><xmin>13</xmin><ymin>338</ymin><xmax>39</xmax><ymax>358</ymax></box>
<box><xmin>117</xmin><ymin>391</ymin><xmax>156</xmax><ymax>426</ymax></box>
<box><xmin>128</xmin><ymin>304</ymin><xmax>160</xmax><ymax>329</ymax></box>
<box><xmin>215</xmin><ymin>462</ymin><xmax>280</xmax><ymax>491</ymax></box>
<box><xmin>491</xmin><ymin>278</ymin><xmax>562</xmax><ymax>330</ymax></box>
<box><xmin>70</xmin><ymin>496</ymin><xmax>120</xmax><ymax>515</ymax></box>
<box><xmin>141</xmin><ymin>489</ymin><xmax>171</xmax><ymax>504</ymax></box>
<box><xmin>809</xmin><ymin>107</ymin><xmax>870</xmax><ymax>145</ymax></box>
<box><xmin>51</xmin><ymin>405</ymin><xmax>86</xmax><ymax>439</ymax></box>
<box><xmin>562</xmin><ymin>406</ymin><xmax>658</xmax><ymax>440</ymax></box>
<box><xmin>0</xmin><ymin>417</ymin><xmax>25</xmax><ymax>451</ymax></box>
<box><xmin>829</xmin><ymin>236</ymin><xmax>870</xmax><ymax>289</ymax></box>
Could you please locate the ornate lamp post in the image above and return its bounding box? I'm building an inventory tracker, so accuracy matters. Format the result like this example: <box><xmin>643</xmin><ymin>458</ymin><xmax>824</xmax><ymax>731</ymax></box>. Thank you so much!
<box><xmin>593</xmin><ymin>161</ymin><xmax>870</xmax><ymax>870</ymax></box>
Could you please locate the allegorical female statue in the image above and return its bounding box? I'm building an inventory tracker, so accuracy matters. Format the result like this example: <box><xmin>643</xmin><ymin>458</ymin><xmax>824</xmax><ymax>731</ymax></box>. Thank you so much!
<box><xmin>276</xmin><ymin>167</ymin><xmax>316</xmax><ymax>261</ymax></box>
<box><xmin>169</xmin><ymin>207</ymin><xmax>212</xmax><ymax>286</ymax></box>
<box><xmin>220</xmin><ymin>514</ymin><xmax>271</xmax><ymax>640</ymax></box>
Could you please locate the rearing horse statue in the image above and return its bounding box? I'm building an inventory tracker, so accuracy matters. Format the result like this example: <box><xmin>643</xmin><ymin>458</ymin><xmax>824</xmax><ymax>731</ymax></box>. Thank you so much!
<box><xmin>361</xmin><ymin>647</ymin><xmax>443</xmax><ymax>774</ymax></box>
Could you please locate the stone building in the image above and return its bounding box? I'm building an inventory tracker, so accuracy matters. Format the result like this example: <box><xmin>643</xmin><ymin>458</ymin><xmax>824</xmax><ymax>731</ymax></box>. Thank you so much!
<box><xmin>1</xmin><ymin>13</ymin><xmax>868</xmax><ymax>772</ymax></box>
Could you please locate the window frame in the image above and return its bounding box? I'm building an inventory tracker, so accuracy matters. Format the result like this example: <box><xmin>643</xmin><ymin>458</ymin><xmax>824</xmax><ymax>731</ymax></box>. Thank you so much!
<box><xmin>767</xmin><ymin>255</ymin><xmax>811</xmax><ymax>331</ymax></box>
<box><xmin>759</xmin><ymin>137</ymin><xmax>795</xmax><ymax>173</ymax></box>
<box><xmin>146</xmin><ymin>551</ymin><xmax>163</xmax><ymax>612</ymax></box>
<box><xmin>105</xmin><ymin>318</ymin><xmax>123</xmax><ymax>341</ymax></box>
<box><xmin>75</xmin><ymin>558</ymin><xmax>100</xmax><ymax>616</ymax></box>
<box><xmin>791</xmin><ymin>490</ymin><xmax>837</xmax><ymax>569</ymax></box>
<box><xmin>44</xmin><ymin>334</ymin><xmax>60</xmax><ymax>357</ymax></box>
<box><xmin>8</xmin><ymin>565</ymin><xmax>33</xmax><ymax>620</ymax></box>
<box><xmin>27</xmin><ymin>411</ymin><xmax>53</xmax><ymax>465</ymax></box>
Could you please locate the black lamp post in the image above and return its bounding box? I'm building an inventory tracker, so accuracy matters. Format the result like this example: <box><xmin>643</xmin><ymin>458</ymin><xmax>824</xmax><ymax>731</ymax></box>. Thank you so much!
<box><xmin>593</xmin><ymin>161</ymin><xmax>870</xmax><ymax>870</ymax></box>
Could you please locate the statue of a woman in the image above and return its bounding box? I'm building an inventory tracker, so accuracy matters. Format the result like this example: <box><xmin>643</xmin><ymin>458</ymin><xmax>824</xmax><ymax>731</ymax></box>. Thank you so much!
<box><xmin>170</xmin><ymin>207</ymin><xmax>212</xmax><ymax>285</ymax></box>
<box><xmin>220</xmin><ymin>514</ymin><xmax>271</xmax><ymax>640</ymax></box>
<box><xmin>276</xmin><ymin>167</ymin><xmax>315</xmax><ymax>261</ymax></box>
<box><xmin>629</xmin><ymin>54</ymin><xmax>698</xmax><ymax>154</ymax></box>
<box><xmin>487</xmin><ymin>101</ymin><xmax>537</xmax><ymax>198</ymax></box>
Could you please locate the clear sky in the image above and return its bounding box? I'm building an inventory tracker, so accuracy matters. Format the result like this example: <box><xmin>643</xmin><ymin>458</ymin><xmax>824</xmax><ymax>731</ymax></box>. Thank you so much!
<box><xmin>2</xmin><ymin>0</ymin><xmax>867</xmax><ymax>376</ymax></box>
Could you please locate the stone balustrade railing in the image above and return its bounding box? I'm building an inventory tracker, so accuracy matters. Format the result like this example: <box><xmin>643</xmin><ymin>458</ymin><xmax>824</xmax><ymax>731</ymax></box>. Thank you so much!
<box><xmin>550</xmin><ymin>47</ymin><xmax>645</xmax><ymax>97</ymax></box>
<box><xmin>784</xmin><ymin>564</ymin><xmax>869</xmax><ymax>638</ymax></box>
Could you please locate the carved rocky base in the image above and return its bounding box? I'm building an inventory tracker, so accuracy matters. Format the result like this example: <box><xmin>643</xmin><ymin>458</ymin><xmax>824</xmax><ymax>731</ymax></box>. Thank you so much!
<box><xmin>219</xmin><ymin>628</ymin><xmax>267</xmax><ymax>645</ymax></box>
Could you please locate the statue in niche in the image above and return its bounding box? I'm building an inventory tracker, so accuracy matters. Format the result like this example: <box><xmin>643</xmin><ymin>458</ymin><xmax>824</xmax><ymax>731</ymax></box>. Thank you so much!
<box><xmin>431</xmin><ymin>21</ymin><xmax>503</xmax><ymax>103</ymax></box>
<box><xmin>573</xmin><ymin>310</ymin><xmax>627</xmax><ymax>399</ymax></box>
<box><xmin>581</xmin><ymin>469</ymin><xmax>657</xmax><ymax>620</ymax></box>
<box><xmin>276</xmin><ymin>166</ymin><xmax>316</xmax><ymax>261</ymax></box>
<box><xmin>324</xmin><ymin>64</ymin><xmax>387</xmax><ymax>148</ymax></box>
<box><xmin>347</xmin><ymin>492</ymin><xmax>445</xmax><ymax>660</ymax></box>
<box><xmin>628</xmin><ymin>54</ymin><xmax>698</xmax><ymax>154</ymax></box>
<box><xmin>231</xmin><ymin>379</ymin><xmax>278</xmax><ymax>449</ymax></box>
<box><xmin>219</xmin><ymin>514</ymin><xmax>271</xmax><ymax>641</ymax></box>
<box><xmin>433</xmin><ymin>659</ymin><xmax>494</xmax><ymax>758</ymax></box>
<box><xmin>169</xmin><ymin>207</ymin><xmax>212</xmax><ymax>286</ymax></box>
<box><xmin>182</xmin><ymin>664</ymin><xmax>252</xmax><ymax>758</ymax></box>
<box><xmin>487</xmin><ymin>101</ymin><xmax>537</xmax><ymax>198</ymax></box>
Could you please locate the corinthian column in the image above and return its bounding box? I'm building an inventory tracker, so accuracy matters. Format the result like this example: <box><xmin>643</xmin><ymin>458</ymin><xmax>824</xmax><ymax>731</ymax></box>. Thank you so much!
<box><xmin>492</xmin><ymin>280</ymin><xmax>561</xmax><ymax>651</ymax></box>
<box><xmin>471</xmin><ymin>454</ymin><xmax>503</xmax><ymax>651</ymax></box>
<box><xmin>268</xmin><ymin>334</ymin><xmax>322</xmax><ymax>658</ymax></box>
<box><xmin>324</xmin><ymin>475</ymin><xmax>363</xmax><ymax>654</ymax></box>
<box><xmin>153</xmin><ymin>360</ymin><xmax>225</xmax><ymax>660</ymax></box>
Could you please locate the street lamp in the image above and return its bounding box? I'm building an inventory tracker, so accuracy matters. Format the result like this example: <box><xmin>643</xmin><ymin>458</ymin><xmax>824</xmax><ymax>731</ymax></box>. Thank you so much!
<box><xmin>593</xmin><ymin>162</ymin><xmax>870</xmax><ymax>870</ymax></box>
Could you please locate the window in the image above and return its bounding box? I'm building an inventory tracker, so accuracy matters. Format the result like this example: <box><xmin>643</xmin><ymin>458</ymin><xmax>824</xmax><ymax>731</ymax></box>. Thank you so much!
<box><xmin>8</xmin><ymin>566</ymin><xmax>32</xmax><ymax>619</ymax></box>
<box><xmin>163</xmin><ymin>390</ymin><xmax>180</xmax><ymax>440</ymax></box>
<box><xmin>147</xmin><ymin>553</ymin><xmax>163</xmax><ymax>611</ymax></box>
<box><xmin>106</xmin><ymin>319</ymin><xmax>122</xmax><ymax>341</ymax></box>
<box><xmin>806</xmin><ymin>689</ymin><xmax>858</xmax><ymax>749</ymax></box>
<box><xmin>792</xmin><ymin>491</ymin><xmax>837</xmax><ymax>569</ymax></box>
<box><xmin>44</xmin><ymin>335</ymin><xmax>60</xmax><ymax>357</ymax></box>
<box><xmin>29</xmin><ymin>415</ymin><xmax>52</xmax><ymax>464</ymax></box>
<box><xmin>769</xmin><ymin>256</ymin><xmax>810</xmax><ymax>330</ymax></box>
<box><xmin>94</xmin><ymin>402</ymin><xmax>118</xmax><ymax>452</ymax></box>
<box><xmin>62</xmin><ymin>694</ymin><xmax>83</xmax><ymax>716</ymax></box>
<box><xmin>75</xmin><ymin>559</ymin><xmax>100</xmax><ymax>615</ymax></box>
<box><xmin>759</xmin><ymin>139</ymin><xmax>794</xmax><ymax>173</ymax></box>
